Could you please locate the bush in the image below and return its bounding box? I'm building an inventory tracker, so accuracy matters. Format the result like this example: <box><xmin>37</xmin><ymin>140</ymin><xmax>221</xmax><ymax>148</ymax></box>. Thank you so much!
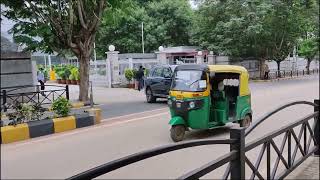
<box><xmin>69</xmin><ymin>67</ymin><xmax>79</xmax><ymax>80</ymax></box>
<box><xmin>7</xmin><ymin>103</ymin><xmax>46</xmax><ymax>125</ymax></box>
<box><xmin>52</xmin><ymin>97</ymin><xmax>71</xmax><ymax>117</ymax></box>
<box><xmin>124</xmin><ymin>69</ymin><xmax>134</xmax><ymax>83</ymax></box>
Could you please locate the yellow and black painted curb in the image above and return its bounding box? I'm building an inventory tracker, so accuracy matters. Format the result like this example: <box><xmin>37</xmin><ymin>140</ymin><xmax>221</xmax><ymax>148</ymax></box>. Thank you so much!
<box><xmin>0</xmin><ymin>108</ymin><xmax>102</xmax><ymax>144</ymax></box>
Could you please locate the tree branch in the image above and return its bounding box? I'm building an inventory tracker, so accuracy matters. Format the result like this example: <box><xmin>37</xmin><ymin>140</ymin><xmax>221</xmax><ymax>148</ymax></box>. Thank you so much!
<box><xmin>88</xmin><ymin>0</ymin><xmax>105</xmax><ymax>32</ymax></box>
<box><xmin>77</xmin><ymin>1</ymin><xmax>88</xmax><ymax>29</ymax></box>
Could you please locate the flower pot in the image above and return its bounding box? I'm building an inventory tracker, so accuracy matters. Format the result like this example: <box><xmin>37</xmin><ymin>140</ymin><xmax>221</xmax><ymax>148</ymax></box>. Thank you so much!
<box><xmin>71</xmin><ymin>80</ymin><xmax>77</xmax><ymax>85</ymax></box>
<box><xmin>76</xmin><ymin>80</ymin><xmax>80</xmax><ymax>85</ymax></box>
<box><xmin>57</xmin><ymin>79</ymin><xmax>62</xmax><ymax>84</ymax></box>
<box><xmin>127</xmin><ymin>84</ymin><xmax>134</xmax><ymax>88</ymax></box>
<box><xmin>61</xmin><ymin>79</ymin><xmax>66</xmax><ymax>84</ymax></box>
<box><xmin>66</xmin><ymin>79</ymin><xmax>71</xmax><ymax>84</ymax></box>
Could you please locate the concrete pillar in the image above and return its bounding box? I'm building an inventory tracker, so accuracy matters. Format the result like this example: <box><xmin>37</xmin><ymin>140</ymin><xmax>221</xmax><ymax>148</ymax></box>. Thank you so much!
<box><xmin>106</xmin><ymin>46</ymin><xmax>120</xmax><ymax>87</ymax></box>
<box><xmin>48</xmin><ymin>55</ymin><xmax>52</xmax><ymax>69</ymax></box>
<box><xmin>207</xmin><ymin>51</ymin><xmax>216</xmax><ymax>65</ymax></box>
<box><xmin>129</xmin><ymin>58</ymin><xmax>133</xmax><ymax>69</ymax></box>
<box><xmin>196</xmin><ymin>51</ymin><xmax>204</xmax><ymax>64</ymax></box>
<box><xmin>156</xmin><ymin>46</ymin><xmax>168</xmax><ymax>65</ymax></box>
<box><xmin>156</xmin><ymin>52</ymin><xmax>167</xmax><ymax>65</ymax></box>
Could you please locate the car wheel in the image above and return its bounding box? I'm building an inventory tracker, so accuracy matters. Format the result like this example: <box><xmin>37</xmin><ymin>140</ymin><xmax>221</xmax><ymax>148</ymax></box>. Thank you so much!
<box><xmin>170</xmin><ymin>125</ymin><xmax>185</xmax><ymax>142</ymax></box>
<box><xmin>240</xmin><ymin>114</ymin><xmax>251</xmax><ymax>128</ymax></box>
<box><xmin>146</xmin><ymin>88</ymin><xmax>156</xmax><ymax>103</ymax></box>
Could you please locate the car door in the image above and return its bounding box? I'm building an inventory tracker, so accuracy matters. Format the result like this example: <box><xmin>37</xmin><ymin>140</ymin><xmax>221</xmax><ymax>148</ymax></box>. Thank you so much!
<box><xmin>150</xmin><ymin>67</ymin><xmax>163</xmax><ymax>95</ymax></box>
<box><xmin>161</xmin><ymin>67</ymin><xmax>173</xmax><ymax>95</ymax></box>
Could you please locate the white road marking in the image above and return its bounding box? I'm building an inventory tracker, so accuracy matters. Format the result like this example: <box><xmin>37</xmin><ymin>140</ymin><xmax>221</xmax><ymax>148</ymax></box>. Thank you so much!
<box><xmin>101</xmin><ymin>107</ymin><xmax>168</xmax><ymax>121</ymax></box>
<box><xmin>3</xmin><ymin>112</ymin><xmax>169</xmax><ymax>149</ymax></box>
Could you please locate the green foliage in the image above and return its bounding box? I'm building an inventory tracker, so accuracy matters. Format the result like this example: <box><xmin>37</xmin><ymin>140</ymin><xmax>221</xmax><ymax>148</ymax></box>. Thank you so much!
<box><xmin>192</xmin><ymin>0</ymin><xmax>318</xmax><ymax>64</ymax></box>
<box><xmin>7</xmin><ymin>103</ymin><xmax>45</xmax><ymax>125</ymax></box>
<box><xmin>97</xmin><ymin>0</ymin><xmax>193</xmax><ymax>54</ymax></box>
<box><xmin>124</xmin><ymin>69</ymin><xmax>134</xmax><ymax>83</ymax></box>
<box><xmin>69</xmin><ymin>67</ymin><xmax>79</xmax><ymax>80</ymax></box>
<box><xmin>52</xmin><ymin>97</ymin><xmax>71</xmax><ymax>117</ymax></box>
<box><xmin>298</xmin><ymin>38</ymin><xmax>319</xmax><ymax>60</ymax></box>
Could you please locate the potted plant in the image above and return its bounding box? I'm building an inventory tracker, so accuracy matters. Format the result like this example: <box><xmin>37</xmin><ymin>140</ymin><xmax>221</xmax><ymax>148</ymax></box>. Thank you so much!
<box><xmin>124</xmin><ymin>69</ymin><xmax>134</xmax><ymax>88</ymax></box>
<box><xmin>52</xmin><ymin>97</ymin><xmax>71</xmax><ymax>117</ymax></box>
<box><xmin>55</xmin><ymin>66</ymin><xmax>64</xmax><ymax>84</ymax></box>
<box><xmin>132</xmin><ymin>69</ymin><xmax>139</xmax><ymax>90</ymax></box>
<box><xmin>64</xmin><ymin>65</ymin><xmax>72</xmax><ymax>84</ymax></box>
<box><xmin>69</xmin><ymin>67</ymin><xmax>79</xmax><ymax>85</ymax></box>
<box><xmin>76</xmin><ymin>69</ymin><xmax>80</xmax><ymax>85</ymax></box>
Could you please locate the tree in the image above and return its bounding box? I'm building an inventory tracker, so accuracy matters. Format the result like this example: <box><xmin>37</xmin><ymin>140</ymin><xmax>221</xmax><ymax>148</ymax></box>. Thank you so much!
<box><xmin>96</xmin><ymin>0</ymin><xmax>148</xmax><ymax>55</ymax></box>
<box><xmin>193</xmin><ymin>0</ymin><xmax>312</xmax><ymax>78</ymax></box>
<box><xmin>298</xmin><ymin>38</ymin><xmax>319</xmax><ymax>74</ymax></box>
<box><xmin>1</xmin><ymin>0</ymin><xmax>107</xmax><ymax>101</ymax></box>
<box><xmin>97</xmin><ymin>0</ymin><xmax>194</xmax><ymax>54</ymax></box>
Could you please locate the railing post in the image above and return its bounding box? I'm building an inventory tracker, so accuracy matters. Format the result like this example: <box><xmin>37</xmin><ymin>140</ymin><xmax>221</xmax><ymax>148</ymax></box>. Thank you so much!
<box><xmin>303</xmin><ymin>70</ymin><xmax>305</xmax><ymax>75</ymax></box>
<box><xmin>314</xmin><ymin>99</ymin><xmax>319</xmax><ymax>156</ymax></box>
<box><xmin>230</xmin><ymin>127</ymin><xmax>245</xmax><ymax>180</ymax></box>
<box><xmin>66</xmin><ymin>85</ymin><xmax>69</xmax><ymax>100</ymax></box>
<box><xmin>2</xmin><ymin>90</ymin><xmax>7</xmax><ymax>112</ymax></box>
<box><xmin>290</xmin><ymin>71</ymin><xmax>293</xmax><ymax>77</ymax></box>
<box><xmin>90</xmin><ymin>81</ymin><xmax>94</xmax><ymax>108</ymax></box>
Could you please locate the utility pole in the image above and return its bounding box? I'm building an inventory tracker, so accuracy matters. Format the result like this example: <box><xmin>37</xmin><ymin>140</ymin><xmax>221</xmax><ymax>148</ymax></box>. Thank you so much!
<box><xmin>142</xmin><ymin>22</ymin><xmax>144</xmax><ymax>54</ymax></box>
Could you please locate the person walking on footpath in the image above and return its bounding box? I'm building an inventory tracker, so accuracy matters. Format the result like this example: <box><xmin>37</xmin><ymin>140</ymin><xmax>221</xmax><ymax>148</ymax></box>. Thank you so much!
<box><xmin>264</xmin><ymin>63</ymin><xmax>270</xmax><ymax>80</ymax></box>
<box><xmin>136</xmin><ymin>66</ymin><xmax>144</xmax><ymax>91</ymax></box>
<box><xmin>37</xmin><ymin>68</ymin><xmax>46</xmax><ymax>96</ymax></box>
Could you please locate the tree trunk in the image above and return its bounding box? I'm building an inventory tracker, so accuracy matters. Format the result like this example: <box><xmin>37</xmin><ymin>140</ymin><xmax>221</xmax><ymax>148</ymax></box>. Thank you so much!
<box><xmin>276</xmin><ymin>61</ymin><xmax>281</xmax><ymax>78</ymax></box>
<box><xmin>78</xmin><ymin>54</ymin><xmax>90</xmax><ymax>102</ymax></box>
<box><xmin>259</xmin><ymin>59</ymin><xmax>265</xmax><ymax>79</ymax></box>
<box><xmin>306</xmin><ymin>58</ymin><xmax>311</xmax><ymax>75</ymax></box>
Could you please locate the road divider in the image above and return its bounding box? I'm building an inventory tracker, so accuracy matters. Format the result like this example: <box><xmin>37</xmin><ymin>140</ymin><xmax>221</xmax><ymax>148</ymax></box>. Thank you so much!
<box><xmin>1</xmin><ymin>108</ymin><xmax>102</xmax><ymax>144</ymax></box>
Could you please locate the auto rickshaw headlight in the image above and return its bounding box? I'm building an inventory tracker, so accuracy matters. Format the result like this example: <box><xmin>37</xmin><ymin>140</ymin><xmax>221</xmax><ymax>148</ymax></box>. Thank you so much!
<box><xmin>189</xmin><ymin>101</ymin><xmax>195</xmax><ymax>109</ymax></box>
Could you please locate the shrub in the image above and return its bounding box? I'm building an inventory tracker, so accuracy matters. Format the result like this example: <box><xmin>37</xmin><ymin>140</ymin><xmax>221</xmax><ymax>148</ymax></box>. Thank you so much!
<box><xmin>7</xmin><ymin>103</ymin><xmax>46</xmax><ymax>125</ymax></box>
<box><xmin>69</xmin><ymin>67</ymin><xmax>79</xmax><ymax>80</ymax></box>
<box><xmin>124</xmin><ymin>69</ymin><xmax>134</xmax><ymax>83</ymax></box>
<box><xmin>52</xmin><ymin>97</ymin><xmax>71</xmax><ymax>117</ymax></box>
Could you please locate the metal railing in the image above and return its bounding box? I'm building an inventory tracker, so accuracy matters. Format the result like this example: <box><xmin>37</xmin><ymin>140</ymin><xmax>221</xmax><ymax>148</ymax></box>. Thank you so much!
<box><xmin>68</xmin><ymin>99</ymin><xmax>319</xmax><ymax>180</ymax></box>
<box><xmin>267</xmin><ymin>69</ymin><xmax>319</xmax><ymax>79</ymax></box>
<box><xmin>1</xmin><ymin>85</ymin><xmax>69</xmax><ymax>112</ymax></box>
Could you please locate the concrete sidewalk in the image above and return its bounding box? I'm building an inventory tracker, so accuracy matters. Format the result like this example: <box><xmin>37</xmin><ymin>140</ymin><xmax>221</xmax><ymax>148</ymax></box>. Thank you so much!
<box><xmin>286</xmin><ymin>157</ymin><xmax>319</xmax><ymax>179</ymax></box>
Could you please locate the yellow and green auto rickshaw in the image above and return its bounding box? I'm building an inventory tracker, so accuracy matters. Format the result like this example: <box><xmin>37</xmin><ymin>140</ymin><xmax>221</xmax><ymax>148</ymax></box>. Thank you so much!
<box><xmin>168</xmin><ymin>64</ymin><xmax>252</xmax><ymax>142</ymax></box>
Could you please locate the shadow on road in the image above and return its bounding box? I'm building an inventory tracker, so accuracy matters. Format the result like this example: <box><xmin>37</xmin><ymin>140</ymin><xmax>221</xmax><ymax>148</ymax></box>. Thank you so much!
<box><xmin>184</xmin><ymin>126</ymin><xmax>232</xmax><ymax>141</ymax></box>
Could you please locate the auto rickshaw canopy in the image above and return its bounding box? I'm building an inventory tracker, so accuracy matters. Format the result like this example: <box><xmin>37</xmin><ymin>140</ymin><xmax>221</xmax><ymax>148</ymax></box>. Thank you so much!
<box><xmin>208</xmin><ymin>65</ymin><xmax>250</xmax><ymax>96</ymax></box>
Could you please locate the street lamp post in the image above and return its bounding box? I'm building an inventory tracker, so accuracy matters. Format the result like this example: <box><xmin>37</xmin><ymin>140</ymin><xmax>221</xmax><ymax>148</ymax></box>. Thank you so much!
<box><xmin>142</xmin><ymin>22</ymin><xmax>144</xmax><ymax>54</ymax></box>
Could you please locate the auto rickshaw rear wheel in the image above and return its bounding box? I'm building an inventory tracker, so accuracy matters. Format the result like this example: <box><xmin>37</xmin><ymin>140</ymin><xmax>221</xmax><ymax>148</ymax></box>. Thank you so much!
<box><xmin>170</xmin><ymin>125</ymin><xmax>186</xmax><ymax>142</ymax></box>
<box><xmin>239</xmin><ymin>114</ymin><xmax>252</xmax><ymax>128</ymax></box>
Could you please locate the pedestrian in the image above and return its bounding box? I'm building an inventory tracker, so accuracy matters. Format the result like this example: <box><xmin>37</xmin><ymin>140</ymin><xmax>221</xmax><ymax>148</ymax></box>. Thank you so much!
<box><xmin>264</xmin><ymin>64</ymin><xmax>270</xmax><ymax>80</ymax></box>
<box><xmin>37</xmin><ymin>68</ymin><xmax>45</xmax><ymax>96</ymax></box>
<box><xmin>136</xmin><ymin>66</ymin><xmax>144</xmax><ymax>91</ymax></box>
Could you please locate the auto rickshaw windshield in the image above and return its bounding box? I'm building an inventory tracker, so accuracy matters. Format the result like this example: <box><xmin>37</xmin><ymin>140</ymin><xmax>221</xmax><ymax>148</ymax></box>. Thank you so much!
<box><xmin>171</xmin><ymin>70</ymin><xmax>207</xmax><ymax>92</ymax></box>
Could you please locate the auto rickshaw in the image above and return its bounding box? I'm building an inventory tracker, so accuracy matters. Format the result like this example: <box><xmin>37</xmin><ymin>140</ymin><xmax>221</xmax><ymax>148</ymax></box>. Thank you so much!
<box><xmin>168</xmin><ymin>64</ymin><xmax>252</xmax><ymax>142</ymax></box>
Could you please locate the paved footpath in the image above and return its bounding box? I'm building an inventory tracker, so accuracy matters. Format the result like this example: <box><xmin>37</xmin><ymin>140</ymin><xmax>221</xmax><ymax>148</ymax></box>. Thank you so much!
<box><xmin>286</xmin><ymin>157</ymin><xmax>319</xmax><ymax>179</ymax></box>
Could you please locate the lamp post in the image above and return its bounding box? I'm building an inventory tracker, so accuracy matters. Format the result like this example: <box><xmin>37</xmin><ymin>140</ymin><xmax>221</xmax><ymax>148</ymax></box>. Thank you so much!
<box><xmin>142</xmin><ymin>22</ymin><xmax>144</xmax><ymax>54</ymax></box>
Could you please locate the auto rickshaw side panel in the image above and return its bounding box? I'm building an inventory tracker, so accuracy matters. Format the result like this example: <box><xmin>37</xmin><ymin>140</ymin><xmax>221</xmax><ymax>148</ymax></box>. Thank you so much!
<box><xmin>236</xmin><ymin>95</ymin><xmax>252</xmax><ymax>120</ymax></box>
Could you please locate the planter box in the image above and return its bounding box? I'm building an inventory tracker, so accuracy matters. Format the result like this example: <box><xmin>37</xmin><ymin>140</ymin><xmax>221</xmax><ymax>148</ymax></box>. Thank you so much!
<box><xmin>1</xmin><ymin>113</ymin><xmax>97</xmax><ymax>144</ymax></box>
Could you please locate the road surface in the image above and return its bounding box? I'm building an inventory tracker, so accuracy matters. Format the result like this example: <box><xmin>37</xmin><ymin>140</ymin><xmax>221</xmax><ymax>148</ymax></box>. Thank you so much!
<box><xmin>1</xmin><ymin>75</ymin><xmax>319</xmax><ymax>179</ymax></box>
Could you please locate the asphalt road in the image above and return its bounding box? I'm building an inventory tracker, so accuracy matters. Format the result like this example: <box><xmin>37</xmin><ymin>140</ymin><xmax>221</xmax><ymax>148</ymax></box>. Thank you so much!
<box><xmin>1</xmin><ymin>75</ymin><xmax>319</xmax><ymax>179</ymax></box>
